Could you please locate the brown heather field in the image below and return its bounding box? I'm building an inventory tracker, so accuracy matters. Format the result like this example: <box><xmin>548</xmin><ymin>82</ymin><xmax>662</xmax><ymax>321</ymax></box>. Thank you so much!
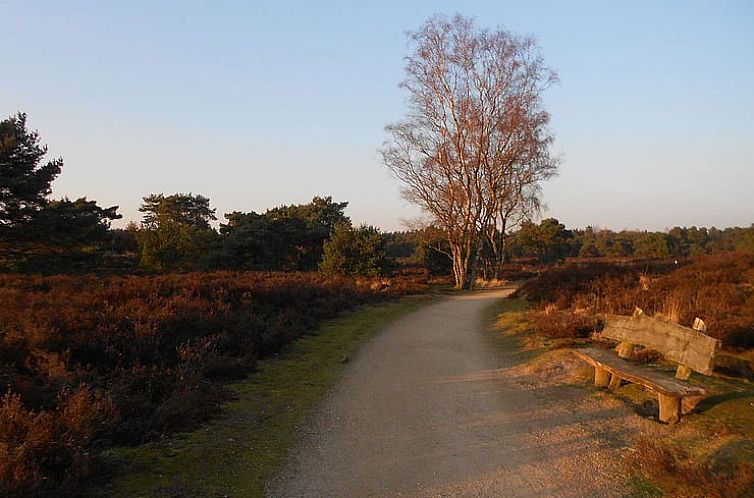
<box><xmin>517</xmin><ymin>252</ymin><xmax>754</xmax><ymax>354</ymax></box>
<box><xmin>0</xmin><ymin>271</ymin><xmax>430</xmax><ymax>497</ymax></box>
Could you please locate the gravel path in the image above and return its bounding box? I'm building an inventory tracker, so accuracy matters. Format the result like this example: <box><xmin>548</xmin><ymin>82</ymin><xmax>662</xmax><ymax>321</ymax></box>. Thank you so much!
<box><xmin>268</xmin><ymin>289</ymin><xmax>633</xmax><ymax>497</ymax></box>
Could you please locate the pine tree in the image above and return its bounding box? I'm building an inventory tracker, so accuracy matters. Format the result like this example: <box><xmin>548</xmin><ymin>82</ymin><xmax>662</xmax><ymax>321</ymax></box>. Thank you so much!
<box><xmin>0</xmin><ymin>112</ymin><xmax>62</xmax><ymax>233</ymax></box>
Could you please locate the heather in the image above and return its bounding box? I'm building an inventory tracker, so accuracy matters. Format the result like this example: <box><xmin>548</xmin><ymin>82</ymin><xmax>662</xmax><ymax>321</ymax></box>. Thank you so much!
<box><xmin>0</xmin><ymin>271</ymin><xmax>427</xmax><ymax>497</ymax></box>
<box><xmin>515</xmin><ymin>253</ymin><xmax>754</xmax><ymax>351</ymax></box>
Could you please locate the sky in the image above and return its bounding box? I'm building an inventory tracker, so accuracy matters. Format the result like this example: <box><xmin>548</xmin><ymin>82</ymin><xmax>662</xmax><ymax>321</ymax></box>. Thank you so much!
<box><xmin>3</xmin><ymin>0</ymin><xmax>753</xmax><ymax>232</ymax></box>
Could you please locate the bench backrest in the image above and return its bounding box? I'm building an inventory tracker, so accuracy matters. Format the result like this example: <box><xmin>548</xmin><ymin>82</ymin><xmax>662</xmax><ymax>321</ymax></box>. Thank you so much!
<box><xmin>601</xmin><ymin>307</ymin><xmax>720</xmax><ymax>378</ymax></box>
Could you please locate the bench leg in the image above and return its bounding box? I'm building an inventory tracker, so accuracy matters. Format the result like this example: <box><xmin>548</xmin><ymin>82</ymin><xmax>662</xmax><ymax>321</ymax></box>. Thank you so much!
<box><xmin>594</xmin><ymin>367</ymin><xmax>611</xmax><ymax>387</ymax></box>
<box><xmin>658</xmin><ymin>393</ymin><xmax>681</xmax><ymax>424</ymax></box>
<box><xmin>608</xmin><ymin>373</ymin><xmax>622</xmax><ymax>389</ymax></box>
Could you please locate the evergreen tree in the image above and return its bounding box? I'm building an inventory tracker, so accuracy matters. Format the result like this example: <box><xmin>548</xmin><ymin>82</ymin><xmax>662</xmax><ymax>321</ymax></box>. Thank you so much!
<box><xmin>633</xmin><ymin>232</ymin><xmax>671</xmax><ymax>259</ymax></box>
<box><xmin>218</xmin><ymin>196</ymin><xmax>350</xmax><ymax>271</ymax></box>
<box><xmin>139</xmin><ymin>193</ymin><xmax>216</xmax><ymax>230</ymax></box>
<box><xmin>137</xmin><ymin>193</ymin><xmax>218</xmax><ymax>272</ymax></box>
<box><xmin>1</xmin><ymin>113</ymin><xmax>120</xmax><ymax>271</ymax></box>
<box><xmin>319</xmin><ymin>224</ymin><xmax>392</xmax><ymax>277</ymax></box>
<box><xmin>511</xmin><ymin>218</ymin><xmax>573</xmax><ymax>263</ymax></box>
<box><xmin>0</xmin><ymin>113</ymin><xmax>62</xmax><ymax>233</ymax></box>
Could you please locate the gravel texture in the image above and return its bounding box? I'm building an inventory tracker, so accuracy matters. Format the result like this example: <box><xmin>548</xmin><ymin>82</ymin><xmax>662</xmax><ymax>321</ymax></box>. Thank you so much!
<box><xmin>268</xmin><ymin>289</ymin><xmax>635</xmax><ymax>497</ymax></box>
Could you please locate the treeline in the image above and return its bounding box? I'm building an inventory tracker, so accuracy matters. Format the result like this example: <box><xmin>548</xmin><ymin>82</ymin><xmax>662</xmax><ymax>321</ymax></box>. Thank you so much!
<box><xmin>0</xmin><ymin>113</ymin><xmax>391</xmax><ymax>277</ymax></box>
<box><xmin>3</xmin><ymin>112</ymin><xmax>753</xmax><ymax>278</ymax></box>
<box><xmin>116</xmin><ymin>193</ymin><xmax>391</xmax><ymax>277</ymax></box>
<box><xmin>381</xmin><ymin>219</ymin><xmax>754</xmax><ymax>280</ymax></box>
<box><xmin>506</xmin><ymin>218</ymin><xmax>754</xmax><ymax>263</ymax></box>
<box><xmin>392</xmin><ymin>219</ymin><xmax>754</xmax><ymax>277</ymax></box>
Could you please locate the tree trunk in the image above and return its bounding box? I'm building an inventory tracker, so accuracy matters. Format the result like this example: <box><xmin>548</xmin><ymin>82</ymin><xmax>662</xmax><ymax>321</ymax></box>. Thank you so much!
<box><xmin>468</xmin><ymin>236</ymin><xmax>482</xmax><ymax>290</ymax></box>
<box><xmin>450</xmin><ymin>239</ymin><xmax>479</xmax><ymax>290</ymax></box>
<box><xmin>494</xmin><ymin>219</ymin><xmax>508</xmax><ymax>280</ymax></box>
<box><xmin>449</xmin><ymin>243</ymin><xmax>466</xmax><ymax>289</ymax></box>
<box><xmin>462</xmin><ymin>235</ymin><xmax>475</xmax><ymax>290</ymax></box>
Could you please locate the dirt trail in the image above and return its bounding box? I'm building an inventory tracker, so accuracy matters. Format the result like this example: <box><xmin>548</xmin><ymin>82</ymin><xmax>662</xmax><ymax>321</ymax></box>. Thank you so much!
<box><xmin>268</xmin><ymin>289</ymin><xmax>634</xmax><ymax>497</ymax></box>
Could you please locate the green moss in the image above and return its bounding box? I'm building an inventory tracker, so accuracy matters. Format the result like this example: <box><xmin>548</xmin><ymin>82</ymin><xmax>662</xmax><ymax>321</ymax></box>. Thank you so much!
<box><xmin>628</xmin><ymin>475</ymin><xmax>664</xmax><ymax>498</ymax></box>
<box><xmin>694</xmin><ymin>381</ymin><xmax>754</xmax><ymax>440</ymax></box>
<box><xmin>91</xmin><ymin>295</ymin><xmax>432</xmax><ymax>498</ymax></box>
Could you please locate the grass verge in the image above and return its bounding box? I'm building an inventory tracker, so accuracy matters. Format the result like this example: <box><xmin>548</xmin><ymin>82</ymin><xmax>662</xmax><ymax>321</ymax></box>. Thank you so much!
<box><xmin>88</xmin><ymin>295</ymin><xmax>433</xmax><ymax>498</ymax></box>
<box><xmin>483</xmin><ymin>296</ymin><xmax>539</xmax><ymax>363</ymax></box>
<box><xmin>484</xmin><ymin>296</ymin><xmax>585</xmax><ymax>375</ymax></box>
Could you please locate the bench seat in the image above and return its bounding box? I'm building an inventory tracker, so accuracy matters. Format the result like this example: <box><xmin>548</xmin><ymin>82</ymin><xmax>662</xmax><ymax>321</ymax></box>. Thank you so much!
<box><xmin>573</xmin><ymin>347</ymin><xmax>706</xmax><ymax>397</ymax></box>
<box><xmin>570</xmin><ymin>308</ymin><xmax>719</xmax><ymax>423</ymax></box>
<box><xmin>573</xmin><ymin>347</ymin><xmax>706</xmax><ymax>423</ymax></box>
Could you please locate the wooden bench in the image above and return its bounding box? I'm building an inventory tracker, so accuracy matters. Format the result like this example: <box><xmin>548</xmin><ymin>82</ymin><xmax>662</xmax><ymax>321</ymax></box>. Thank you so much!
<box><xmin>573</xmin><ymin>307</ymin><xmax>721</xmax><ymax>423</ymax></box>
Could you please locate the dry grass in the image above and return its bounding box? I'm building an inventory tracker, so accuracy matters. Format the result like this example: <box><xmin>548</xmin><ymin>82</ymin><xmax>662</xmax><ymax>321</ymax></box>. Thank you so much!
<box><xmin>516</xmin><ymin>253</ymin><xmax>754</xmax><ymax>353</ymax></box>
<box><xmin>474</xmin><ymin>277</ymin><xmax>509</xmax><ymax>288</ymax></box>
<box><xmin>631</xmin><ymin>436</ymin><xmax>754</xmax><ymax>498</ymax></box>
<box><xmin>527</xmin><ymin>310</ymin><xmax>599</xmax><ymax>339</ymax></box>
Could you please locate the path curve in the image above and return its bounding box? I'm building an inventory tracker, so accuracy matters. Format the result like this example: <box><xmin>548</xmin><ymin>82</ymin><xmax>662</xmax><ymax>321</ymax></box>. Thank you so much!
<box><xmin>268</xmin><ymin>289</ymin><xmax>631</xmax><ymax>497</ymax></box>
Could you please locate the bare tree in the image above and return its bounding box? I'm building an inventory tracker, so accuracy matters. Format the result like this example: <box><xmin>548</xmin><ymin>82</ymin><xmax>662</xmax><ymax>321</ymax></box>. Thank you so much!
<box><xmin>381</xmin><ymin>14</ymin><xmax>558</xmax><ymax>289</ymax></box>
<box><xmin>482</xmin><ymin>178</ymin><xmax>543</xmax><ymax>280</ymax></box>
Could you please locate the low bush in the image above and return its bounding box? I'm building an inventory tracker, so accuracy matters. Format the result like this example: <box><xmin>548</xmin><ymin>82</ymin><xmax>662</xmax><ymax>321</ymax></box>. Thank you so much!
<box><xmin>514</xmin><ymin>260</ymin><xmax>678</xmax><ymax>309</ymax></box>
<box><xmin>516</xmin><ymin>253</ymin><xmax>754</xmax><ymax>351</ymax></box>
<box><xmin>0</xmin><ymin>386</ymin><xmax>117</xmax><ymax>497</ymax></box>
<box><xmin>527</xmin><ymin>310</ymin><xmax>599</xmax><ymax>339</ymax></box>
<box><xmin>0</xmin><ymin>271</ymin><xmax>427</xmax><ymax>496</ymax></box>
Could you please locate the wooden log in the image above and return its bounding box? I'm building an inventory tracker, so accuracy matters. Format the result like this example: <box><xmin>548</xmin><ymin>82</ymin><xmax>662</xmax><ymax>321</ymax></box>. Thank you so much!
<box><xmin>676</xmin><ymin>319</ymin><xmax>707</xmax><ymax>380</ymax></box>
<box><xmin>595</xmin><ymin>367</ymin><xmax>611</xmax><ymax>387</ymax></box>
<box><xmin>617</xmin><ymin>342</ymin><xmax>635</xmax><ymax>359</ymax></box>
<box><xmin>602</xmin><ymin>312</ymin><xmax>719</xmax><ymax>375</ymax></box>
<box><xmin>675</xmin><ymin>365</ymin><xmax>692</xmax><ymax>380</ymax></box>
<box><xmin>608</xmin><ymin>373</ymin><xmax>622</xmax><ymax>389</ymax></box>
<box><xmin>658</xmin><ymin>393</ymin><xmax>681</xmax><ymax>424</ymax></box>
<box><xmin>572</xmin><ymin>348</ymin><xmax>706</xmax><ymax>397</ymax></box>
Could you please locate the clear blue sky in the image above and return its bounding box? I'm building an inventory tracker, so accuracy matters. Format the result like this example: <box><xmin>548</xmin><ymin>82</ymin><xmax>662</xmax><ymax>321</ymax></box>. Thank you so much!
<box><xmin>3</xmin><ymin>0</ymin><xmax>753</xmax><ymax>231</ymax></box>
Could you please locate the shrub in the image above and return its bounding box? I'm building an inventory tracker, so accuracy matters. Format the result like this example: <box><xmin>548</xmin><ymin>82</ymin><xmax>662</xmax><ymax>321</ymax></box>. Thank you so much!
<box><xmin>0</xmin><ymin>386</ymin><xmax>117</xmax><ymax>497</ymax></box>
<box><xmin>527</xmin><ymin>310</ymin><xmax>599</xmax><ymax>339</ymax></box>
<box><xmin>517</xmin><ymin>253</ymin><xmax>754</xmax><ymax>351</ymax></box>
<box><xmin>0</xmin><ymin>271</ymin><xmax>426</xmax><ymax>495</ymax></box>
<box><xmin>319</xmin><ymin>224</ymin><xmax>393</xmax><ymax>277</ymax></box>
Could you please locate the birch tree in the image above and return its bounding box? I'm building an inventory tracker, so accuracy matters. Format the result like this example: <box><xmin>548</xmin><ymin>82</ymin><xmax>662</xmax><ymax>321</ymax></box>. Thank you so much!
<box><xmin>381</xmin><ymin>15</ymin><xmax>558</xmax><ymax>288</ymax></box>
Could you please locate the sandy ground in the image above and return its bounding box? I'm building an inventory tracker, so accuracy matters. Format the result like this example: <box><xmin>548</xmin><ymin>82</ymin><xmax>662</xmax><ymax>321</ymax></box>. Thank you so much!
<box><xmin>268</xmin><ymin>289</ymin><xmax>638</xmax><ymax>498</ymax></box>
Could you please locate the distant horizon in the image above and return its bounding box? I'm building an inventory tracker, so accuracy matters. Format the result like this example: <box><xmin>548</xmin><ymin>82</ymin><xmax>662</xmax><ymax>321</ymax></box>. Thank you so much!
<box><xmin>104</xmin><ymin>192</ymin><xmax>752</xmax><ymax>235</ymax></box>
<box><xmin>4</xmin><ymin>1</ymin><xmax>752</xmax><ymax>233</ymax></box>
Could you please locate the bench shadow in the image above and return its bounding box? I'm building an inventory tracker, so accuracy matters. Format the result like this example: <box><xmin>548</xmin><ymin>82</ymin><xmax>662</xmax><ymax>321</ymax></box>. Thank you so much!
<box><xmin>577</xmin><ymin>392</ymin><xmax>652</xmax><ymax>432</ymax></box>
<box><xmin>693</xmin><ymin>389</ymin><xmax>754</xmax><ymax>414</ymax></box>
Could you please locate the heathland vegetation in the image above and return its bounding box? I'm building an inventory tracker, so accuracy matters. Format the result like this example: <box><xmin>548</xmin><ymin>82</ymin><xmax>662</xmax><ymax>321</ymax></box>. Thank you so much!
<box><xmin>2</xmin><ymin>107</ymin><xmax>754</xmax><ymax>497</ymax></box>
<box><xmin>0</xmin><ymin>273</ymin><xmax>432</xmax><ymax>497</ymax></box>
<box><xmin>507</xmin><ymin>252</ymin><xmax>754</xmax><ymax>497</ymax></box>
